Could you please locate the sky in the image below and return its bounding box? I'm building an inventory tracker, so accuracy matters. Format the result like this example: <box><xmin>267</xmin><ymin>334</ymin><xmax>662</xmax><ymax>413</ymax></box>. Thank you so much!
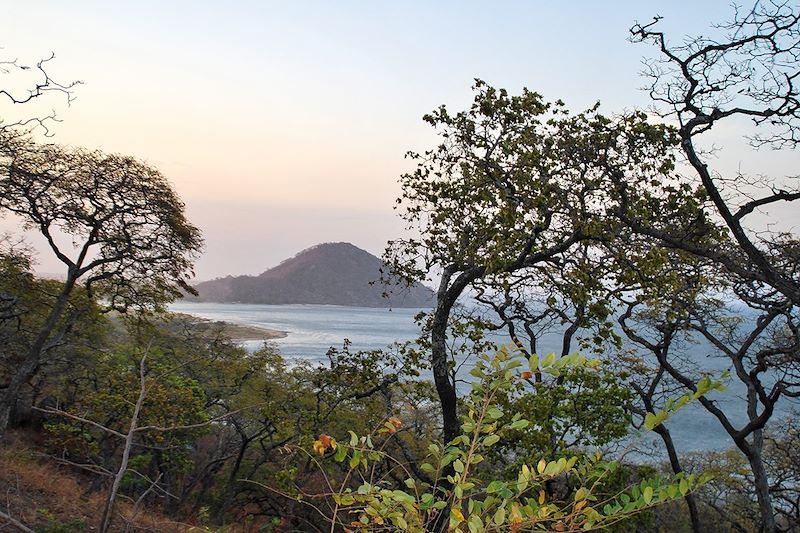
<box><xmin>1</xmin><ymin>1</ymin><xmax>797</xmax><ymax>280</ymax></box>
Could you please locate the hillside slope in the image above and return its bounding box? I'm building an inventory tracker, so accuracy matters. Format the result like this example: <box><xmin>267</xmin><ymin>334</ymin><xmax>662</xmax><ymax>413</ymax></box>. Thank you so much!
<box><xmin>190</xmin><ymin>242</ymin><xmax>433</xmax><ymax>308</ymax></box>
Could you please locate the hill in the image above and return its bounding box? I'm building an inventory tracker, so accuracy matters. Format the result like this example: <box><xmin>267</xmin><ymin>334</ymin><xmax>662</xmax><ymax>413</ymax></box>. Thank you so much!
<box><xmin>190</xmin><ymin>242</ymin><xmax>433</xmax><ymax>308</ymax></box>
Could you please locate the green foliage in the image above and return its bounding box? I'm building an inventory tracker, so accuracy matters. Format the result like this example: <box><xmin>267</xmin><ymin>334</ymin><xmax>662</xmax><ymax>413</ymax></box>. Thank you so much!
<box><xmin>38</xmin><ymin>312</ymin><xmax>430</xmax><ymax>527</ymax></box>
<box><xmin>0</xmin><ymin>244</ymin><xmax>108</xmax><ymax>407</ymax></box>
<box><xmin>387</xmin><ymin>80</ymin><xmax>685</xmax><ymax>287</ymax></box>
<box><xmin>491</xmin><ymin>357</ymin><xmax>632</xmax><ymax>464</ymax></box>
<box><xmin>301</xmin><ymin>346</ymin><xmax>708</xmax><ymax>532</ymax></box>
<box><xmin>35</xmin><ymin>508</ymin><xmax>86</xmax><ymax>533</ymax></box>
<box><xmin>0</xmin><ymin>132</ymin><xmax>203</xmax><ymax>311</ymax></box>
<box><xmin>643</xmin><ymin>375</ymin><xmax>728</xmax><ymax>431</ymax></box>
<box><xmin>43</xmin><ymin>338</ymin><xmax>210</xmax><ymax>483</ymax></box>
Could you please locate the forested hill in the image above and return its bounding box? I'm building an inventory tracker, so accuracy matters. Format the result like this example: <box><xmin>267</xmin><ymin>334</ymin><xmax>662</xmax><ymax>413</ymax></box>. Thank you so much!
<box><xmin>189</xmin><ymin>242</ymin><xmax>434</xmax><ymax>308</ymax></box>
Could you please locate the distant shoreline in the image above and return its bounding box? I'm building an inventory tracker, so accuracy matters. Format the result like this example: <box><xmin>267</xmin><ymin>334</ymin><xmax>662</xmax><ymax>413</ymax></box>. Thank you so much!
<box><xmin>224</xmin><ymin>322</ymin><xmax>288</xmax><ymax>341</ymax></box>
<box><xmin>170</xmin><ymin>312</ymin><xmax>288</xmax><ymax>341</ymax></box>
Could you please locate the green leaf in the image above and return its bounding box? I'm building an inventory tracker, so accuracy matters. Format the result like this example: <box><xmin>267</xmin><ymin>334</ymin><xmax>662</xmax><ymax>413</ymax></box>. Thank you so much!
<box><xmin>517</xmin><ymin>471</ymin><xmax>529</xmax><ymax>493</ymax></box>
<box><xmin>420</xmin><ymin>493</ymin><xmax>435</xmax><ymax>510</ymax></box>
<box><xmin>508</xmin><ymin>419</ymin><xmax>529</xmax><ymax>430</ymax></box>
<box><xmin>392</xmin><ymin>490</ymin><xmax>416</xmax><ymax>503</ymax></box>
<box><xmin>493</xmin><ymin>506</ymin><xmax>506</xmax><ymax>526</ymax></box>
<box><xmin>334</xmin><ymin>445</ymin><xmax>346</xmax><ymax>462</ymax></box>
<box><xmin>483</xmin><ymin>434</ymin><xmax>500</xmax><ymax>447</ymax></box>
<box><xmin>643</xmin><ymin>486</ymin><xmax>653</xmax><ymax>505</ymax></box>
<box><xmin>485</xmin><ymin>481</ymin><xmax>503</xmax><ymax>494</ymax></box>
<box><xmin>696</xmin><ymin>375</ymin><xmax>711</xmax><ymax>396</ymax></box>
<box><xmin>467</xmin><ymin>514</ymin><xmax>483</xmax><ymax>533</ymax></box>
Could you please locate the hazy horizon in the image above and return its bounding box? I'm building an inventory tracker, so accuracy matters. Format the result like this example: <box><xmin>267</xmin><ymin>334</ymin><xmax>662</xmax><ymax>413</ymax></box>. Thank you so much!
<box><xmin>2</xmin><ymin>1</ymin><xmax>797</xmax><ymax>280</ymax></box>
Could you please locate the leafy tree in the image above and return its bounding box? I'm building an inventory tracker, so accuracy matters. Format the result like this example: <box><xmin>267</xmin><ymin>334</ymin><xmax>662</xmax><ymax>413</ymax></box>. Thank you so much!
<box><xmin>0</xmin><ymin>133</ymin><xmax>203</xmax><ymax>436</ymax></box>
<box><xmin>491</xmin><ymin>364</ymin><xmax>632</xmax><ymax>467</ymax></box>
<box><xmin>0</xmin><ymin>238</ymin><xmax>33</xmax><ymax>337</ymax></box>
<box><xmin>0</xmin><ymin>238</ymin><xmax>107</xmax><ymax>429</ymax></box>
<box><xmin>35</xmin><ymin>312</ymin><xmax>434</xmax><ymax>529</ymax></box>
<box><xmin>384</xmin><ymin>80</ymin><xmax>684</xmax><ymax>451</ymax></box>
<box><xmin>41</xmin><ymin>338</ymin><xmax>217</xmax><ymax>533</ymax></box>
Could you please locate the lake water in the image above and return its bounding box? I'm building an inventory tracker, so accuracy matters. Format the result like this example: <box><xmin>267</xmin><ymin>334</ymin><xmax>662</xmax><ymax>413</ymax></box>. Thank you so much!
<box><xmin>170</xmin><ymin>302</ymin><xmax>426</xmax><ymax>364</ymax></box>
<box><xmin>169</xmin><ymin>301</ymin><xmax>797</xmax><ymax>457</ymax></box>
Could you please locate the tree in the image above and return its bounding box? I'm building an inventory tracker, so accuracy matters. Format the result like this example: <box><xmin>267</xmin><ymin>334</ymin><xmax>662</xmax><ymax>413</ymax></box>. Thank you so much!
<box><xmin>627</xmin><ymin>4</ymin><xmax>800</xmax><ymax>530</ymax></box>
<box><xmin>385</xmin><ymin>81</ymin><xmax>683</xmax><ymax>451</ymax></box>
<box><xmin>1</xmin><ymin>50</ymin><xmax>79</xmax><ymax>134</ymax></box>
<box><xmin>630</xmin><ymin>2</ymin><xmax>800</xmax><ymax>304</ymax></box>
<box><xmin>614</xmin><ymin>243</ymin><xmax>799</xmax><ymax>532</ymax></box>
<box><xmin>0</xmin><ymin>238</ymin><xmax>32</xmax><ymax>332</ymax></box>
<box><xmin>678</xmin><ymin>414</ymin><xmax>800</xmax><ymax>531</ymax></box>
<box><xmin>1</xmin><ymin>237</ymin><xmax>109</xmax><ymax>429</ymax></box>
<box><xmin>39</xmin><ymin>338</ymin><xmax>233</xmax><ymax>533</ymax></box>
<box><xmin>382</xmin><ymin>83</ymin><xmax>718</xmax><ymax>532</ymax></box>
<box><xmin>0</xmin><ymin>133</ymin><xmax>203</xmax><ymax>436</ymax></box>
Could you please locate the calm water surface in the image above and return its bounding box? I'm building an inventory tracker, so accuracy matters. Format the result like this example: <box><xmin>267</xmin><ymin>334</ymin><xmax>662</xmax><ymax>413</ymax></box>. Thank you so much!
<box><xmin>170</xmin><ymin>302</ymin><xmax>426</xmax><ymax>363</ymax></box>
<box><xmin>169</xmin><ymin>301</ymin><xmax>797</xmax><ymax>456</ymax></box>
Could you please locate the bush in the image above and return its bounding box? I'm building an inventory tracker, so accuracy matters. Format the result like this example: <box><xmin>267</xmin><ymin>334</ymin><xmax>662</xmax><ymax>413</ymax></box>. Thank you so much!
<box><xmin>301</xmin><ymin>346</ymin><xmax>709</xmax><ymax>532</ymax></box>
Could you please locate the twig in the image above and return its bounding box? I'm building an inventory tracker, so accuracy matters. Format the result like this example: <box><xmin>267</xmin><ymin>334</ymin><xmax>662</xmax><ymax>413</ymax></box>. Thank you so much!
<box><xmin>0</xmin><ymin>508</ymin><xmax>34</xmax><ymax>533</ymax></box>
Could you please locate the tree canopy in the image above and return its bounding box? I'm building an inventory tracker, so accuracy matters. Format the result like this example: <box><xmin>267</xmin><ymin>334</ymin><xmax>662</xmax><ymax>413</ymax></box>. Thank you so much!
<box><xmin>0</xmin><ymin>132</ymin><xmax>203</xmax><ymax>435</ymax></box>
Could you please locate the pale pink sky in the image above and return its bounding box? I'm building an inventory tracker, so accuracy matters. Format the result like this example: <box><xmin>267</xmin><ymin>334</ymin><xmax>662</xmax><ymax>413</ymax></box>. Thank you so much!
<box><xmin>2</xmin><ymin>1</ymin><xmax>797</xmax><ymax>280</ymax></box>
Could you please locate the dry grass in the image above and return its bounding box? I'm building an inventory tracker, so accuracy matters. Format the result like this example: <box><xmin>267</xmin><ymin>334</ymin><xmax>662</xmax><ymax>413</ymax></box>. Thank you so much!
<box><xmin>0</xmin><ymin>430</ymin><xmax>207</xmax><ymax>532</ymax></box>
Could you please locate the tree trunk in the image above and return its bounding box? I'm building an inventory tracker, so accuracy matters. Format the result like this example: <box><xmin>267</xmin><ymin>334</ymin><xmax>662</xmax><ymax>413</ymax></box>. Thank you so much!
<box><xmin>0</xmin><ymin>276</ymin><xmax>76</xmax><ymax>438</ymax></box>
<box><xmin>747</xmin><ymin>432</ymin><xmax>776</xmax><ymax>533</ymax></box>
<box><xmin>429</xmin><ymin>267</ymin><xmax>483</xmax><ymax>447</ymax></box>
<box><xmin>213</xmin><ymin>435</ymin><xmax>250</xmax><ymax>525</ymax></box>
<box><xmin>99</xmin><ymin>349</ymin><xmax>148</xmax><ymax>533</ymax></box>
<box><xmin>426</xmin><ymin>284</ymin><xmax>459</xmax><ymax>531</ymax></box>
<box><xmin>430</xmin><ymin>306</ymin><xmax>459</xmax><ymax>447</ymax></box>
<box><xmin>426</xmin><ymin>267</ymin><xmax>483</xmax><ymax>533</ymax></box>
<box><xmin>653</xmin><ymin>424</ymin><xmax>701</xmax><ymax>533</ymax></box>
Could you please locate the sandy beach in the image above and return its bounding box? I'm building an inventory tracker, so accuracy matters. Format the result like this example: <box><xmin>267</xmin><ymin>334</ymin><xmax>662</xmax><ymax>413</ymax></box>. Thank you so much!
<box><xmin>169</xmin><ymin>312</ymin><xmax>287</xmax><ymax>341</ymax></box>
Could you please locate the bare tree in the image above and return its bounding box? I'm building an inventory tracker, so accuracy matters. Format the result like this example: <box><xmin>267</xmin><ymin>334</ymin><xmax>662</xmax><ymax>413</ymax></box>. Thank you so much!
<box><xmin>630</xmin><ymin>2</ymin><xmax>800</xmax><ymax>305</ymax></box>
<box><xmin>628</xmin><ymin>5</ymin><xmax>800</xmax><ymax>530</ymax></box>
<box><xmin>1</xmin><ymin>50</ymin><xmax>80</xmax><ymax>135</ymax></box>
